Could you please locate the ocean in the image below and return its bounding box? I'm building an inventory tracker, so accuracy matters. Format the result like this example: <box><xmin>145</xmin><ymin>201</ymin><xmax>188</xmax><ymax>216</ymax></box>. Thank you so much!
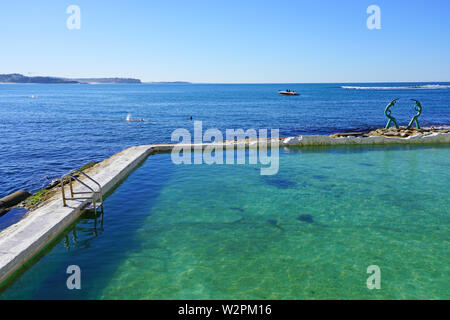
<box><xmin>1</xmin><ymin>82</ymin><xmax>449</xmax><ymax>197</ymax></box>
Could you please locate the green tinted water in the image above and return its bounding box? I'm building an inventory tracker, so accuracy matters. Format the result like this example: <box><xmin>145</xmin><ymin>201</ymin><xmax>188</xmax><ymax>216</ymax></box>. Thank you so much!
<box><xmin>1</xmin><ymin>146</ymin><xmax>449</xmax><ymax>299</ymax></box>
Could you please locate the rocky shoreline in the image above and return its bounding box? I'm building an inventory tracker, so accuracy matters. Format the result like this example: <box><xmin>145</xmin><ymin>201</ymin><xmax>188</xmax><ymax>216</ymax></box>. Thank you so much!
<box><xmin>0</xmin><ymin>161</ymin><xmax>100</xmax><ymax>219</ymax></box>
<box><xmin>330</xmin><ymin>126</ymin><xmax>450</xmax><ymax>138</ymax></box>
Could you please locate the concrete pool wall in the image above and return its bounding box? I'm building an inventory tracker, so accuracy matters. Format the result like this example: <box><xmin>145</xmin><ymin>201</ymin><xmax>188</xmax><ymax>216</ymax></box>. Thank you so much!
<box><xmin>0</xmin><ymin>132</ymin><xmax>449</xmax><ymax>287</ymax></box>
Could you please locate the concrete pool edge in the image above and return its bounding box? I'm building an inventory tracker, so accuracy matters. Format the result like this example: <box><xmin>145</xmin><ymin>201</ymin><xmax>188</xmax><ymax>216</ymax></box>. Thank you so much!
<box><xmin>0</xmin><ymin>144</ymin><xmax>154</xmax><ymax>286</ymax></box>
<box><xmin>0</xmin><ymin>132</ymin><xmax>449</xmax><ymax>287</ymax></box>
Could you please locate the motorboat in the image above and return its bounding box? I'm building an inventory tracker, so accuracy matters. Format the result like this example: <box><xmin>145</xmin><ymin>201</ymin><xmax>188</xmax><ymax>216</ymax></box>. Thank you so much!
<box><xmin>278</xmin><ymin>90</ymin><xmax>299</xmax><ymax>96</ymax></box>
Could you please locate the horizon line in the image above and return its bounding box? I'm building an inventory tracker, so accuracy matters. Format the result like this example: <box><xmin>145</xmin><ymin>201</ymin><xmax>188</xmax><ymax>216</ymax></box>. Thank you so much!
<box><xmin>2</xmin><ymin>73</ymin><xmax>450</xmax><ymax>84</ymax></box>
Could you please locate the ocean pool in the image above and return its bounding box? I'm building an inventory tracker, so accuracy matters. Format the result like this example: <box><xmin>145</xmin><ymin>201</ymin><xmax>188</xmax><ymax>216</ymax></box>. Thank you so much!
<box><xmin>1</xmin><ymin>145</ymin><xmax>449</xmax><ymax>299</ymax></box>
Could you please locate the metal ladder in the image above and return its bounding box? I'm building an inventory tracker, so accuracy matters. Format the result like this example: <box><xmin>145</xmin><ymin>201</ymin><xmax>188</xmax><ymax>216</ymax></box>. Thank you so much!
<box><xmin>60</xmin><ymin>169</ymin><xmax>103</xmax><ymax>215</ymax></box>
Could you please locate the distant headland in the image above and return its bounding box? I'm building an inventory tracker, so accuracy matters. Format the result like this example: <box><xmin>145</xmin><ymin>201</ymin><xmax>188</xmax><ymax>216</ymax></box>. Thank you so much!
<box><xmin>145</xmin><ymin>81</ymin><xmax>191</xmax><ymax>84</ymax></box>
<box><xmin>0</xmin><ymin>74</ymin><xmax>142</xmax><ymax>84</ymax></box>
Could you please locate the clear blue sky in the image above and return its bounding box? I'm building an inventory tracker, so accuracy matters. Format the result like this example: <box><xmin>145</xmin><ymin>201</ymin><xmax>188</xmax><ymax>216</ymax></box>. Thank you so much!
<box><xmin>1</xmin><ymin>0</ymin><xmax>449</xmax><ymax>83</ymax></box>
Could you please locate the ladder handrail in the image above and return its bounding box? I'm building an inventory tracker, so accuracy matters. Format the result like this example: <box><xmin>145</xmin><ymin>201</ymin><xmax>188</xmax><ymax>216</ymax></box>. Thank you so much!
<box><xmin>61</xmin><ymin>173</ymin><xmax>96</xmax><ymax>207</ymax></box>
<box><xmin>69</xmin><ymin>169</ymin><xmax>103</xmax><ymax>205</ymax></box>
<box><xmin>60</xmin><ymin>170</ymin><xmax>103</xmax><ymax>215</ymax></box>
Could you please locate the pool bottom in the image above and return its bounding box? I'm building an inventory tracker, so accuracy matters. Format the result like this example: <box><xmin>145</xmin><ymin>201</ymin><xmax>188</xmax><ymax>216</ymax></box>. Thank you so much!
<box><xmin>1</xmin><ymin>145</ymin><xmax>449</xmax><ymax>299</ymax></box>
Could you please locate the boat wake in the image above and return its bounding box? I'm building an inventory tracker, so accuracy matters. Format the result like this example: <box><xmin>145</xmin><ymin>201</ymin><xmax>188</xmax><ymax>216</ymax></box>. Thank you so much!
<box><xmin>126</xmin><ymin>113</ymin><xmax>146</xmax><ymax>122</ymax></box>
<box><xmin>341</xmin><ymin>84</ymin><xmax>450</xmax><ymax>90</ymax></box>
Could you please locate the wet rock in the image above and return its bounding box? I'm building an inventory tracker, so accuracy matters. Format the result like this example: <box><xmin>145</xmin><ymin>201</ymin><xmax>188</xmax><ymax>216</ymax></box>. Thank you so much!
<box><xmin>45</xmin><ymin>179</ymin><xmax>61</xmax><ymax>190</ymax></box>
<box><xmin>0</xmin><ymin>190</ymin><xmax>31</xmax><ymax>210</ymax></box>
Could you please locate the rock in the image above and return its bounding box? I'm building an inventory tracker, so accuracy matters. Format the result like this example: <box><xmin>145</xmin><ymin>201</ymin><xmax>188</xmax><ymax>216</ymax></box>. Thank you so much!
<box><xmin>330</xmin><ymin>132</ymin><xmax>365</xmax><ymax>138</ymax></box>
<box><xmin>365</xmin><ymin>125</ymin><xmax>450</xmax><ymax>139</ymax></box>
<box><xmin>45</xmin><ymin>179</ymin><xmax>60</xmax><ymax>190</ymax></box>
<box><xmin>367</xmin><ymin>128</ymin><xmax>388</xmax><ymax>137</ymax></box>
<box><xmin>79</xmin><ymin>161</ymin><xmax>99</xmax><ymax>171</ymax></box>
<box><xmin>385</xmin><ymin>132</ymin><xmax>401</xmax><ymax>137</ymax></box>
<box><xmin>0</xmin><ymin>190</ymin><xmax>32</xmax><ymax>210</ymax></box>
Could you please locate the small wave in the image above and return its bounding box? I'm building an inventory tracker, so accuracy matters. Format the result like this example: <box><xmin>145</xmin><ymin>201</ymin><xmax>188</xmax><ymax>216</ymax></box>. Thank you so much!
<box><xmin>341</xmin><ymin>84</ymin><xmax>450</xmax><ymax>90</ymax></box>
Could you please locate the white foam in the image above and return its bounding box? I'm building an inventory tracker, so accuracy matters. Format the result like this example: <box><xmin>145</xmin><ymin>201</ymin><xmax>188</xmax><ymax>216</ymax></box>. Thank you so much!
<box><xmin>341</xmin><ymin>84</ymin><xmax>450</xmax><ymax>90</ymax></box>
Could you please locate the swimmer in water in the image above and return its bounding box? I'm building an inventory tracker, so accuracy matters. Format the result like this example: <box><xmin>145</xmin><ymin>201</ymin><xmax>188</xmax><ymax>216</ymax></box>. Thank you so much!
<box><xmin>126</xmin><ymin>114</ymin><xmax>145</xmax><ymax>122</ymax></box>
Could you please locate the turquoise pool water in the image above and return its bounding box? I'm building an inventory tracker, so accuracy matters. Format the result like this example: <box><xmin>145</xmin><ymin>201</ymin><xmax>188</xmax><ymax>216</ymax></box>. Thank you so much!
<box><xmin>1</xmin><ymin>145</ymin><xmax>449</xmax><ymax>299</ymax></box>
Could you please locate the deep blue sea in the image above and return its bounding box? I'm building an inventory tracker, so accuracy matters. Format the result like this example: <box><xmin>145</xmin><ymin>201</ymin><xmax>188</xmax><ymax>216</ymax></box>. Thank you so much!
<box><xmin>1</xmin><ymin>83</ymin><xmax>449</xmax><ymax>198</ymax></box>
